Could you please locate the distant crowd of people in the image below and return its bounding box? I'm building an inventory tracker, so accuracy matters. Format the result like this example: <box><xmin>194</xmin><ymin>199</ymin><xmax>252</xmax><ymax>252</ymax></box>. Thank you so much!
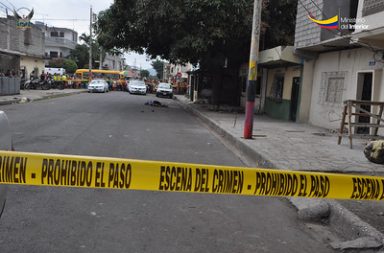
<box><xmin>0</xmin><ymin>69</ymin><xmax>82</xmax><ymax>89</ymax></box>
<box><xmin>0</xmin><ymin>69</ymin><xmax>18</xmax><ymax>77</ymax></box>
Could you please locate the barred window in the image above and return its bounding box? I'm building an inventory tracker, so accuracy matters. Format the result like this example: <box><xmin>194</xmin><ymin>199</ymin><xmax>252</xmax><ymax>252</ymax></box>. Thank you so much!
<box><xmin>270</xmin><ymin>73</ymin><xmax>284</xmax><ymax>102</ymax></box>
<box><xmin>319</xmin><ymin>72</ymin><xmax>347</xmax><ymax>106</ymax></box>
<box><xmin>326</xmin><ymin>77</ymin><xmax>344</xmax><ymax>103</ymax></box>
<box><xmin>363</xmin><ymin>0</ymin><xmax>384</xmax><ymax>16</ymax></box>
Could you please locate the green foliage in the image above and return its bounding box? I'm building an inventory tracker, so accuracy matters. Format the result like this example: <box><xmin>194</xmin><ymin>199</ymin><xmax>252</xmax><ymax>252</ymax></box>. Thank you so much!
<box><xmin>261</xmin><ymin>0</ymin><xmax>298</xmax><ymax>50</ymax></box>
<box><xmin>151</xmin><ymin>59</ymin><xmax>165</xmax><ymax>79</ymax></box>
<box><xmin>96</xmin><ymin>0</ymin><xmax>297</xmax><ymax>69</ymax></box>
<box><xmin>96</xmin><ymin>0</ymin><xmax>253</xmax><ymax>65</ymax></box>
<box><xmin>63</xmin><ymin>59</ymin><xmax>78</xmax><ymax>74</ymax></box>
<box><xmin>140</xmin><ymin>69</ymin><xmax>150</xmax><ymax>78</ymax></box>
<box><xmin>48</xmin><ymin>59</ymin><xmax>78</xmax><ymax>73</ymax></box>
<box><xmin>70</xmin><ymin>33</ymin><xmax>124</xmax><ymax>69</ymax></box>
<box><xmin>69</xmin><ymin>44</ymin><xmax>89</xmax><ymax>69</ymax></box>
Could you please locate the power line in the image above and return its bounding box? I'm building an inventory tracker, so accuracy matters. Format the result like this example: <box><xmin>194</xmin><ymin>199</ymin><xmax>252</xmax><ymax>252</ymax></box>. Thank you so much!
<box><xmin>308</xmin><ymin>0</ymin><xmax>326</xmax><ymax>18</ymax></box>
<box><xmin>3</xmin><ymin>0</ymin><xmax>14</xmax><ymax>10</ymax></box>
<box><xmin>0</xmin><ymin>6</ymin><xmax>7</xmax><ymax>15</ymax></box>
<box><xmin>33</xmin><ymin>18</ymin><xmax>89</xmax><ymax>22</ymax></box>
<box><xmin>0</xmin><ymin>1</ymin><xmax>11</xmax><ymax>11</ymax></box>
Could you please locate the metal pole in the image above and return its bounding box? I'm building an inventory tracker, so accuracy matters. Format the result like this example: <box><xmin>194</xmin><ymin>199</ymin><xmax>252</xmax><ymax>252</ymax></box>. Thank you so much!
<box><xmin>99</xmin><ymin>47</ymin><xmax>102</xmax><ymax>70</ymax></box>
<box><xmin>243</xmin><ymin>0</ymin><xmax>262</xmax><ymax>139</ymax></box>
<box><xmin>89</xmin><ymin>5</ymin><xmax>93</xmax><ymax>81</ymax></box>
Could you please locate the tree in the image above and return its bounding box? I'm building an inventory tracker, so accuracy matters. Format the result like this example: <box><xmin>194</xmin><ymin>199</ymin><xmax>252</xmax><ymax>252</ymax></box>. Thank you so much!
<box><xmin>69</xmin><ymin>44</ymin><xmax>89</xmax><ymax>69</ymax></box>
<box><xmin>140</xmin><ymin>69</ymin><xmax>150</xmax><ymax>78</ymax></box>
<box><xmin>261</xmin><ymin>0</ymin><xmax>298</xmax><ymax>50</ymax></box>
<box><xmin>48</xmin><ymin>59</ymin><xmax>78</xmax><ymax>73</ymax></box>
<box><xmin>151</xmin><ymin>59</ymin><xmax>164</xmax><ymax>80</ymax></box>
<box><xmin>71</xmin><ymin>33</ymin><xmax>124</xmax><ymax>70</ymax></box>
<box><xmin>62</xmin><ymin>59</ymin><xmax>78</xmax><ymax>74</ymax></box>
<box><xmin>70</xmin><ymin>33</ymin><xmax>102</xmax><ymax>69</ymax></box>
<box><xmin>96</xmin><ymin>1</ymin><xmax>253</xmax><ymax>65</ymax></box>
<box><xmin>95</xmin><ymin>0</ymin><xmax>297</xmax><ymax>105</ymax></box>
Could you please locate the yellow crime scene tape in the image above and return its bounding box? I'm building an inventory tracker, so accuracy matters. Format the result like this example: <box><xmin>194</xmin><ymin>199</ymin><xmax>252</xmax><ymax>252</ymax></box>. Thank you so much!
<box><xmin>0</xmin><ymin>150</ymin><xmax>382</xmax><ymax>201</ymax></box>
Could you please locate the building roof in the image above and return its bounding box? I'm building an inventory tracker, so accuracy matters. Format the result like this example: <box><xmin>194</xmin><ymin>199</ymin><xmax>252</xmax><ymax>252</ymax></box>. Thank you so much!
<box><xmin>0</xmin><ymin>48</ymin><xmax>25</xmax><ymax>56</ymax></box>
<box><xmin>352</xmin><ymin>27</ymin><xmax>384</xmax><ymax>50</ymax></box>
<box><xmin>258</xmin><ymin>46</ymin><xmax>302</xmax><ymax>68</ymax></box>
<box><xmin>35</xmin><ymin>22</ymin><xmax>78</xmax><ymax>34</ymax></box>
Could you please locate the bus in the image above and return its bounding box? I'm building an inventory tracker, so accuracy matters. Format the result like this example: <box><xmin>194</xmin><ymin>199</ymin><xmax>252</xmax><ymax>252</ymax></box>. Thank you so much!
<box><xmin>74</xmin><ymin>69</ymin><xmax>126</xmax><ymax>90</ymax></box>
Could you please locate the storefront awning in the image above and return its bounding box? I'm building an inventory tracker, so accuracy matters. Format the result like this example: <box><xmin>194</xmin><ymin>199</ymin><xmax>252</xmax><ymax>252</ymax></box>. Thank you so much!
<box><xmin>352</xmin><ymin>27</ymin><xmax>384</xmax><ymax>50</ymax></box>
<box><xmin>0</xmin><ymin>49</ymin><xmax>25</xmax><ymax>56</ymax></box>
<box><xmin>258</xmin><ymin>46</ymin><xmax>301</xmax><ymax>68</ymax></box>
<box><xmin>295</xmin><ymin>36</ymin><xmax>357</xmax><ymax>53</ymax></box>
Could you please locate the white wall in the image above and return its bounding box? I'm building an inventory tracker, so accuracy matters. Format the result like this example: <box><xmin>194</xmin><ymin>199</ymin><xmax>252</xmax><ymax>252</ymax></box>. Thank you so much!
<box><xmin>298</xmin><ymin>59</ymin><xmax>315</xmax><ymax>123</ymax></box>
<box><xmin>20</xmin><ymin>56</ymin><xmax>45</xmax><ymax>77</ymax></box>
<box><xmin>355</xmin><ymin>1</ymin><xmax>384</xmax><ymax>32</ymax></box>
<box><xmin>309</xmin><ymin>48</ymin><xmax>384</xmax><ymax>132</ymax></box>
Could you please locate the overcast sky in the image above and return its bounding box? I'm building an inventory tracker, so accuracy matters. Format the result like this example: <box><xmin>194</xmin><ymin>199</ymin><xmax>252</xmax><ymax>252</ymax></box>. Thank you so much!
<box><xmin>2</xmin><ymin>0</ymin><xmax>153</xmax><ymax>69</ymax></box>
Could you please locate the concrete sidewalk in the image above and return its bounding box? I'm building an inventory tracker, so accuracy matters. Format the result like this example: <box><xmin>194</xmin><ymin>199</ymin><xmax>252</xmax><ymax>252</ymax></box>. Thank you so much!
<box><xmin>0</xmin><ymin>89</ymin><xmax>87</xmax><ymax>106</ymax></box>
<box><xmin>176</xmin><ymin>95</ymin><xmax>384</xmax><ymax>250</ymax></box>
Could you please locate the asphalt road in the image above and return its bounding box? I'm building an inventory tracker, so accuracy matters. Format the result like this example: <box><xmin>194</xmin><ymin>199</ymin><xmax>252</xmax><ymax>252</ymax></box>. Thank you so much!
<box><xmin>0</xmin><ymin>92</ymin><xmax>334</xmax><ymax>253</ymax></box>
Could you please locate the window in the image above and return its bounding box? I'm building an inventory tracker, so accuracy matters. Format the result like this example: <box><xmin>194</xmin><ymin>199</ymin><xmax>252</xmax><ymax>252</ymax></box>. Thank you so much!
<box><xmin>24</xmin><ymin>29</ymin><xmax>32</xmax><ymax>45</ymax></box>
<box><xmin>59</xmin><ymin>32</ymin><xmax>64</xmax><ymax>37</ymax></box>
<box><xmin>319</xmin><ymin>72</ymin><xmax>347</xmax><ymax>105</ymax></box>
<box><xmin>50</xmin><ymin>31</ymin><xmax>58</xmax><ymax>37</ymax></box>
<box><xmin>269</xmin><ymin>73</ymin><xmax>284</xmax><ymax>102</ymax></box>
<box><xmin>50</xmin><ymin>51</ymin><xmax>58</xmax><ymax>58</ymax></box>
<box><xmin>363</xmin><ymin>0</ymin><xmax>384</xmax><ymax>16</ymax></box>
<box><xmin>256</xmin><ymin>79</ymin><xmax>261</xmax><ymax>96</ymax></box>
<box><xmin>326</xmin><ymin>77</ymin><xmax>344</xmax><ymax>103</ymax></box>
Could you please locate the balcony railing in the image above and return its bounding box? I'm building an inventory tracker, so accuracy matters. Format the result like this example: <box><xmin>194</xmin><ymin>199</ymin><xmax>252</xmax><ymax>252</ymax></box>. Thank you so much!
<box><xmin>45</xmin><ymin>37</ymin><xmax>77</xmax><ymax>49</ymax></box>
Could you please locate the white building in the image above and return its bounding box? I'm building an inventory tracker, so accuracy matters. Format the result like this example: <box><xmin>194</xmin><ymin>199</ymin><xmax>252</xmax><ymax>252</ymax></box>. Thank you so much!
<box><xmin>101</xmin><ymin>53</ymin><xmax>125</xmax><ymax>71</ymax></box>
<box><xmin>163</xmin><ymin>63</ymin><xmax>193</xmax><ymax>82</ymax></box>
<box><xmin>35</xmin><ymin>22</ymin><xmax>77</xmax><ymax>61</ymax></box>
<box><xmin>294</xmin><ymin>0</ymin><xmax>384</xmax><ymax>135</ymax></box>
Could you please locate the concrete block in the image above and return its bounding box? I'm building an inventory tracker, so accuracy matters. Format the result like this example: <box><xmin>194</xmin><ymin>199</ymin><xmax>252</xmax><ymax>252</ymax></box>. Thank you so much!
<box><xmin>289</xmin><ymin>198</ymin><xmax>330</xmax><ymax>221</ymax></box>
<box><xmin>330</xmin><ymin>237</ymin><xmax>382</xmax><ymax>250</ymax></box>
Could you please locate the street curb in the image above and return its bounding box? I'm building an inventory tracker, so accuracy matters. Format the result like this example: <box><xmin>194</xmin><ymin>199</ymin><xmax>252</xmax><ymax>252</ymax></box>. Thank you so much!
<box><xmin>0</xmin><ymin>90</ymin><xmax>87</xmax><ymax>107</ymax></box>
<box><xmin>175</xmin><ymin>96</ymin><xmax>384</xmax><ymax>245</ymax></box>
<box><xmin>27</xmin><ymin>90</ymin><xmax>87</xmax><ymax>102</ymax></box>
<box><xmin>0</xmin><ymin>98</ymin><xmax>21</xmax><ymax>106</ymax></box>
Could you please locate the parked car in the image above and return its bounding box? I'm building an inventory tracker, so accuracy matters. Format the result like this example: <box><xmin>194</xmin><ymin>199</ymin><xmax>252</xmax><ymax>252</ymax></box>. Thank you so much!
<box><xmin>88</xmin><ymin>79</ymin><xmax>109</xmax><ymax>93</ymax></box>
<box><xmin>156</xmin><ymin>83</ymin><xmax>173</xmax><ymax>98</ymax></box>
<box><xmin>0</xmin><ymin>111</ymin><xmax>11</xmax><ymax>218</ymax></box>
<box><xmin>128</xmin><ymin>80</ymin><xmax>147</xmax><ymax>95</ymax></box>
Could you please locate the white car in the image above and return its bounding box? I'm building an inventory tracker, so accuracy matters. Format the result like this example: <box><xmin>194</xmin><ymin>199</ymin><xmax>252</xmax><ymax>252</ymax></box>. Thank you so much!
<box><xmin>156</xmin><ymin>83</ymin><xmax>173</xmax><ymax>98</ymax></box>
<box><xmin>88</xmin><ymin>79</ymin><xmax>109</xmax><ymax>93</ymax></box>
<box><xmin>128</xmin><ymin>80</ymin><xmax>147</xmax><ymax>95</ymax></box>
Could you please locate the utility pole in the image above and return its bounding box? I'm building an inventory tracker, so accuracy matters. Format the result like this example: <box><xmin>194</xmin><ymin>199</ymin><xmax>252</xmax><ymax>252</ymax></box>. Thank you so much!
<box><xmin>99</xmin><ymin>47</ymin><xmax>103</xmax><ymax>70</ymax></box>
<box><xmin>243</xmin><ymin>0</ymin><xmax>262</xmax><ymax>139</ymax></box>
<box><xmin>89</xmin><ymin>5</ymin><xmax>93</xmax><ymax>80</ymax></box>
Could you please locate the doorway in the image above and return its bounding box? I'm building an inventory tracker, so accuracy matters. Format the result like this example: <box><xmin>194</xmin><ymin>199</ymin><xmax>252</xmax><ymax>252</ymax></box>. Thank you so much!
<box><xmin>356</xmin><ymin>72</ymin><xmax>373</xmax><ymax>134</ymax></box>
<box><xmin>290</xmin><ymin>77</ymin><xmax>300</xmax><ymax>122</ymax></box>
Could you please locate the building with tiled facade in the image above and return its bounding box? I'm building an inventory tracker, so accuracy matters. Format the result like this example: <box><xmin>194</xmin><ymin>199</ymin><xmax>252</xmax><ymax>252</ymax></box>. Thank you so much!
<box><xmin>292</xmin><ymin>0</ymin><xmax>384</xmax><ymax>136</ymax></box>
